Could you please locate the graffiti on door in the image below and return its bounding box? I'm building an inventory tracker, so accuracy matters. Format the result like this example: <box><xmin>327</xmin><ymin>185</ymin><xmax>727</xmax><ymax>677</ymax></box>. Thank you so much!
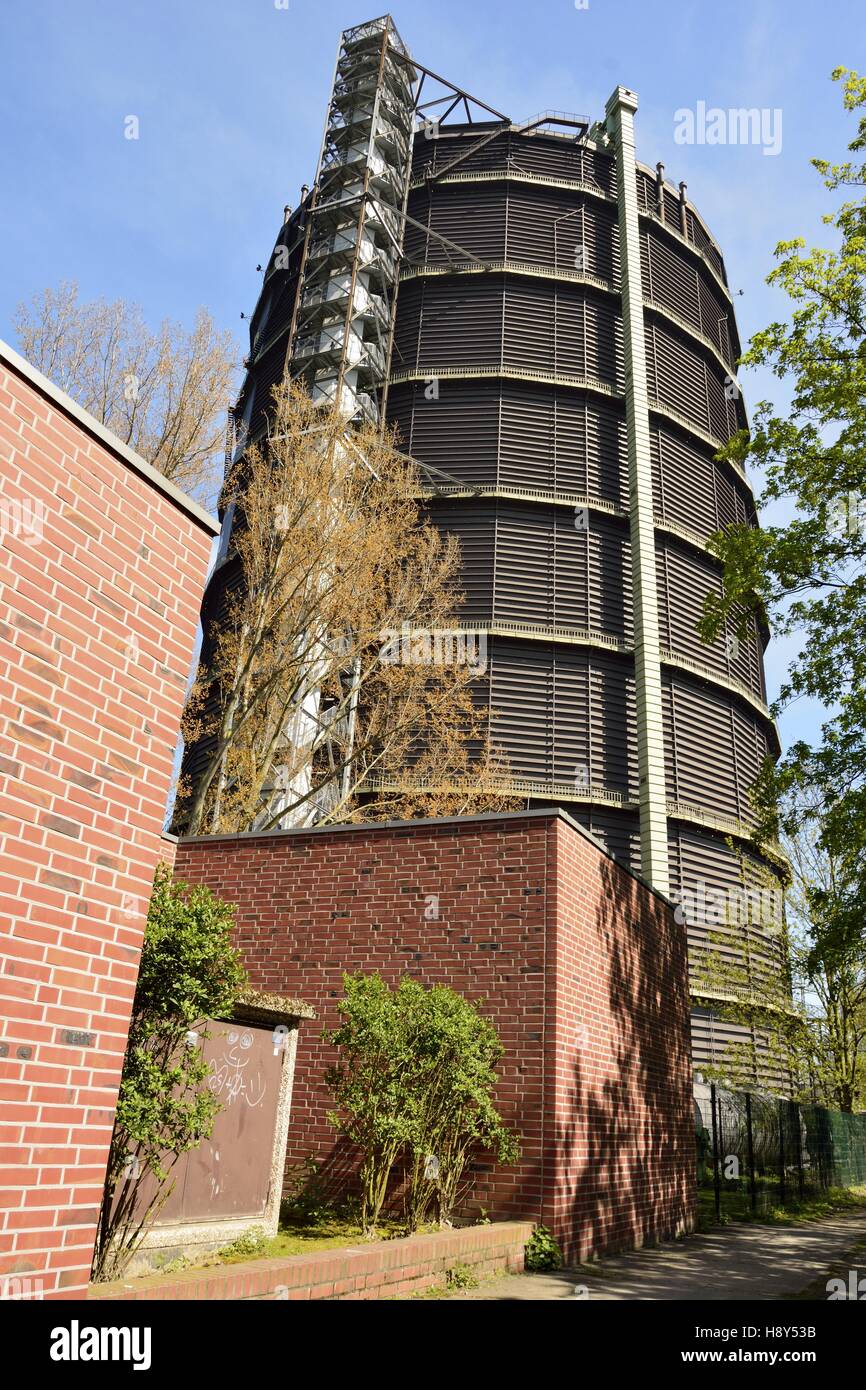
<box><xmin>207</xmin><ymin>1028</ymin><xmax>268</xmax><ymax>1109</ymax></box>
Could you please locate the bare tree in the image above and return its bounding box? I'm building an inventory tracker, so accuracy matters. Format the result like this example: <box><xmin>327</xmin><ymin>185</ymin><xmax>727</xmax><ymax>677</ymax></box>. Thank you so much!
<box><xmin>177</xmin><ymin>380</ymin><xmax>515</xmax><ymax>835</ymax></box>
<box><xmin>15</xmin><ymin>281</ymin><xmax>237</xmax><ymax>501</ymax></box>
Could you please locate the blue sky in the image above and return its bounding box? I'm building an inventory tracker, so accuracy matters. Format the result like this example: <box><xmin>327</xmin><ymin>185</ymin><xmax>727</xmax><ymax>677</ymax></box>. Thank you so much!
<box><xmin>0</xmin><ymin>0</ymin><xmax>859</xmax><ymax>756</ymax></box>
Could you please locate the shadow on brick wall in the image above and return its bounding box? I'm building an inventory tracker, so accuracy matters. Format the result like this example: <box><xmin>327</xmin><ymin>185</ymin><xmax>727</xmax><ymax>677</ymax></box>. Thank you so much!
<box><xmin>548</xmin><ymin>857</ymin><xmax>695</xmax><ymax>1263</ymax></box>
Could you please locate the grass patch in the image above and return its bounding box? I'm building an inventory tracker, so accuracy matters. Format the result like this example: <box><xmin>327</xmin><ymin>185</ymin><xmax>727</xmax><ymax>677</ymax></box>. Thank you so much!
<box><xmin>217</xmin><ymin>1212</ymin><xmax>413</xmax><ymax>1265</ymax></box>
<box><xmin>126</xmin><ymin>1204</ymin><xmax>442</xmax><ymax>1281</ymax></box>
<box><xmin>697</xmin><ymin>1184</ymin><xmax>866</xmax><ymax>1231</ymax></box>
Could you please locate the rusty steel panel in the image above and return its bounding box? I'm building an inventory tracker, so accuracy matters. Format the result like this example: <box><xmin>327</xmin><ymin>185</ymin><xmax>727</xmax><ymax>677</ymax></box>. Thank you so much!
<box><xmin>157</xmin><ymin>1020</ymin><xmax>284</xmax><ymax>1223</ymax></box>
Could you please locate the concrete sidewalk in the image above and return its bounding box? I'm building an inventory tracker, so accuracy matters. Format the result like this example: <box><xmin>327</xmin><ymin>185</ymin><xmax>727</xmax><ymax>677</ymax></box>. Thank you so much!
<box><xmin>445</xmin><ymin>1211</ymin><xmax>866</xmax><ymax>1301</ymax></box>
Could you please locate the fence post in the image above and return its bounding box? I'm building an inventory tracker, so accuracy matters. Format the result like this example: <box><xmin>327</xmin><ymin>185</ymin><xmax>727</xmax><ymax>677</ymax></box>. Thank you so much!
<box><xmin>794</xmin><ymin>1103</ymin><xmax>805</xmax><ymax>1200</ymax></box>
<box><xmin>745</xmin><ymin>1091</ymin><xmax>757</xmax><ymax>1215</ymax></box>
<box><xmin>710</xmin><ymin>1082</ymin><xmax>721</xmax><ymax>1223</ymax></box>
<box><xmin>778</xmin><ymin>1097</ymin><xmax>786</xmax><ymax>1207</ymax></box>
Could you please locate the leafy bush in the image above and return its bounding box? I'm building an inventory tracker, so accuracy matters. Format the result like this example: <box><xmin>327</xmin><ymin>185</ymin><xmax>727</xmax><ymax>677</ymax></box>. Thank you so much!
<box><xmin>445</xmin><ymin>1263</ymin><xmax>479</xmax><ymax>1290</ymax></box>
<box><xmin>92</xmin><ymin>866</ymin><xmax>246</xmax><ymax>1281</ymax></box>
<box><xmin>402</xmin><ymin>982</ymin><xmax>519</xmax><ymax>1231</ymax></box>
<box><xmin>524</xmin><ymin>1224</ymin><xmax>563</xmax><ymax>1272</ymax></box>
<box><xmin>219</xmin><ymin>1227</ymin><xmax>266</xmax><ymax>1259</ymax></box>
<box><xmin>324</xmin><ymin>972</ymin><xmax>519</xmax><ymax>1237</ymax></box>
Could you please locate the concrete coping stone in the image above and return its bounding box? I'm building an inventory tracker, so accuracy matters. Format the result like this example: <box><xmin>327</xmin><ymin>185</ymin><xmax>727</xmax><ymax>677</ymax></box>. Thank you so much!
<box><xmin>227</xmin><ymin>986</ymin><xmax>316</xmax><ymax>1024</ymax></box>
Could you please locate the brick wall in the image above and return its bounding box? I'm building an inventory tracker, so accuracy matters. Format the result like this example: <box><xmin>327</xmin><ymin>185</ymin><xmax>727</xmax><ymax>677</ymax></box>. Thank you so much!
<box><xmin>547</xmin><ymin>816</ymin><xmax>696</xmax><ymax>1258</ymax></box>
<box><xmin>91</xmin><ymin>1219</ymin><xmax>534</xmax><ymax>1301</ymax></box>
<box><xmin>175</xmin><ymin>809</ymin><xmax>696</xmax><ymax>1262</ymax></box>
<box><xmin>0</xmin><ymin>341</ymin><xmax>217</xmax><ymax>1298</ymax></box>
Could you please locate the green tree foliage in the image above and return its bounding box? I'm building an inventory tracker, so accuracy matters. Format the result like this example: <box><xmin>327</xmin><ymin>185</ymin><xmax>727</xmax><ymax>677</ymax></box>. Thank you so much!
<box><xmin>699</xmin><ymin>69</ymin><xmax>866</xmax><ymax>890</ymax></box>
<box><xmin>782</xmin><ymin>800</ymin><xmax>866</xmax><ymax>1110</ymax></box>
<box><xmin>697</xmin><ymin>811</ymin><xmax>866</xmax><ymax>1110</ymax></box>
<box><xmin>92</xmin><ymin>867</ymin><xmax>246</xmax><ymax>1281</ymax></box>
<box><xmin>324</xmin><ymin>973</ymin><xmax>518</xmax><ymax>1237</ymax></box>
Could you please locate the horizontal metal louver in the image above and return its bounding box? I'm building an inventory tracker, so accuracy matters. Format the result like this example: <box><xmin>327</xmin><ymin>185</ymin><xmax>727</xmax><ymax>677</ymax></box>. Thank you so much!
<box><xmin>424</xmin><ymin>500</ymin><xmax>632</xmax><ymax>642</ymax></box>
<box><xmin>392</xmin><ymin>275</ymin><xmax>503</xmax><ymax>370</ymax></box>
<box><xmin>655</xmin><ymin>538</ymin><xmax>764</xmax><ymax>699</ymax></box>
<box><xmin>246</xmin><ymin>339</ymin><xmax>288</xmax><ymax>437</ymax></box>
<box><xmin>422</xmin><ymin>503</ymin><xmax>496</xmax><ymax>621</ymax></box>
<box><xmin>503</xmin><ymin>279</ymin><xmax>624</xmax><ymax>386</ymax></box>
<box><xmin>647</xmin><ymin>320</ymin><xmax>709</xmax><ymax>432</ymax></box>
<box><xmin>641</xmin><ymin>227</ymin><xmax>738</xmax><ymax>363</ymax></box>
<box><xmin>731</xmin><ymin>703</ymin><xmax>773</xmax><ymax>812</ymax></box>
<box><xmin>500</xmin><ymin>385</ymin><xmax>628</xmax><ymax>503</ymax></box>
<box><xmin>662</xmin><ymin>673</ymin><xmax>771</xmax><ymax>824</ymax></box>
<box><xmin>412</xmin><ymin>126</ymin><xmax>512</xmax><ymax>179</ymax></box>
<box><xmin>579</xmin><ymin>145</ymin><xmax>615</xmax><ymax>197</ymax></box>
<box><xmin>643</xmin><ymin>229</ymin><xmax>700</xmax><ymax>329</ymax></box>
<box><xmin>486</xmin><ymin>637</ymin><xmax>557</xmax><ymax>781</ymax></box>
<box><xmin>650</xmin><ymin>425</ymin><xmax>754</xmax><ymax>539</ymax></box>
<box><xmin>406</xmin><ymin>183</ymin><xmax>507</xmax><ymax>264</ymax></box>
<box><xmin>588</xmin><ymin>660</ymin><xmax>638</xmax><ymax>794</ymax></box>
<box><xmin>662</xmin><ymin>676</ymin><xmax>739</xmax><ymax>816</ymax></box>
<box><xmin>686</xmin><ymin>209</ymin><xmax>726</xmax><ymax>280</ymax></box>
<box><xmin>502</xmin><ymin>186</ymin><xmax>620</xmax><ymax>281</ymax></box>
<box><xmin>697</xmin><ymin>274</ymin><xmax>737</xmax><ymax>361</ymax></box>
<box><xmin>482</xmin><ymin>637</ymin><xmax>636</xmax><ymax>793</ymax></box>
<box><xmin>412</xmin><ymin>126</ymin><xmax>616</xmax><ymax>191</ymax></box>
<box><xmin>387</xmin><ymin>379</ymin><xmax>628</xmax><ymax>504</ymax></box>
<box><xmin>713</xmin><ymin>459</ymin><xmax>752</xmax><ymax>529</ymax></box>
<box><xmin>574</xmin><ymin>808</ymin><xmax>642</xmax><ymax>871</ymax></box>
<box><xmin>636</xmin><ymin>168</ymin><xmax>655</xmax><ymax>214</ymax></box>
<box><xmin>646</xmin><ymin>320</ymin><xmax>740</xmax><ymax>443</ymax></box>
<box><xmin>393</xmin><ymin>274</ymin><xmax>625</xmax><ymax>389</ymax></box>
<box><xmin>388</xmin><ymin>380</ymin><xmax>500</xmax><ymax>487</ymax></box>
<box><xmin>667</xmin><ymin>822</ymin><xmax>785</xmax><ymax>1017</ymax></box>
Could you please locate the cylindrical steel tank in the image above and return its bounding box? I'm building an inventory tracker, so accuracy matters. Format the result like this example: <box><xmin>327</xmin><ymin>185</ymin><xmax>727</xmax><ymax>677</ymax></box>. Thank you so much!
<box><xmin>386</xmin><ymin>121</ymin><xmax>783</xmax><ymax>1071</ymax></box>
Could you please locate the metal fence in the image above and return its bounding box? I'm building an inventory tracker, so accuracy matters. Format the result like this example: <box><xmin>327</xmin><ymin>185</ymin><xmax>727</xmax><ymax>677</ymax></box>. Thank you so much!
<box><xmin>695</xmin><ymin>1083</ymin><xmax>866</xmax><ymax>1221</ymax></box>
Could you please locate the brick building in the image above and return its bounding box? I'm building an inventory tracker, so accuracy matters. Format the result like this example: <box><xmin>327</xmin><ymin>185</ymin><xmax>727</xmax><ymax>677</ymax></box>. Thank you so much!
<box><xmin>176</xmin><ymin>808</ymin><xmax>696</xmax><ymax>1261</ymax></box>
<box><xmin>0</xmin><ymin>339</ymin><xmax>218</xmax><ymax>1298</ymax></box>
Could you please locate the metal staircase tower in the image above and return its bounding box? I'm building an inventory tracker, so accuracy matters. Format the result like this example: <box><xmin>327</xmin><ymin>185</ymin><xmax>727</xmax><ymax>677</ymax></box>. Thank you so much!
<box><xmin>292</xmin><ymin>16</ymin><xmax>416</xmax><ymax>423</ymax></box>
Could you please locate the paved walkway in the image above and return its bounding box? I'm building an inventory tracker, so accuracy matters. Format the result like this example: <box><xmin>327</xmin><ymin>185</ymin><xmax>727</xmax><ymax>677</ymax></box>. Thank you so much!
<box><xmin>447</xmin><ymin>1211</ymin><xmax>866</xmax><ymax>1300</ymax></box>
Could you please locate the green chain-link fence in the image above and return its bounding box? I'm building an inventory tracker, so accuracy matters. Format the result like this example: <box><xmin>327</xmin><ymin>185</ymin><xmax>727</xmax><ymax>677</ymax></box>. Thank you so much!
<box><xmin>695</xmin><ymin>1084</ymin><xmax>866</xmax><ymax>1221</ymax></box>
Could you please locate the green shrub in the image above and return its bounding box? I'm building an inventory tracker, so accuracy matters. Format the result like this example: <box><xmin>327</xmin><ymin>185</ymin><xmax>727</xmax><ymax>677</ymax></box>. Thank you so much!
<box><xmin>324</xmin><ymin>972</ymin><xmax>519</xmax><ymax>1237</ymax></box>
<box><xmin>92</xmin><ymin>866</ymin><xmax>246</xmax><ymax>1281</ymax></box>
<box><xmin>445</xmin><ymin>1263</ymin><xmax>479</xmax><ymax>1290</ymax></box>
<box><xmin>524</xmin><ymin>1224</ymin><xmax>563</xmax><ymax>1272</ymax></box>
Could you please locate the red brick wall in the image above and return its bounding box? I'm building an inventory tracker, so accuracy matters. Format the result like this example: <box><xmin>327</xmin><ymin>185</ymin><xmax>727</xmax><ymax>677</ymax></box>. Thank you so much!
<box><xmin>0</xmin><ymin>348</ymin><xmax>215</xmax><ymax>1298</ymax></box>
<box><xmin>91</xmin><ymin>1219</ymin><xmax>534</xmax><ymax>1302</ymax></box>
<box><xmin>175</xmin><ymin>811</ymin><xmax>696</xmax><ymax>1261</ymax></box>
<box><xmin>547</xmin><ymin>817</ymin><xmax>696</xmax><ymax>1259</ymax></box>
<box><xmin>156</xmin><ymin>834</ymin><xmax>179</xmax><ymax>871</ymax></box>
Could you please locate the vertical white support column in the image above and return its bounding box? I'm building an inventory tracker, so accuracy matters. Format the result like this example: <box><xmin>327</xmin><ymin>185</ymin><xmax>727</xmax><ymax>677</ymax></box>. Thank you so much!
<box><xmin>605</xmin><ymin>86</ymin><xmax>670</xmax><ymax>894</ymax></box>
